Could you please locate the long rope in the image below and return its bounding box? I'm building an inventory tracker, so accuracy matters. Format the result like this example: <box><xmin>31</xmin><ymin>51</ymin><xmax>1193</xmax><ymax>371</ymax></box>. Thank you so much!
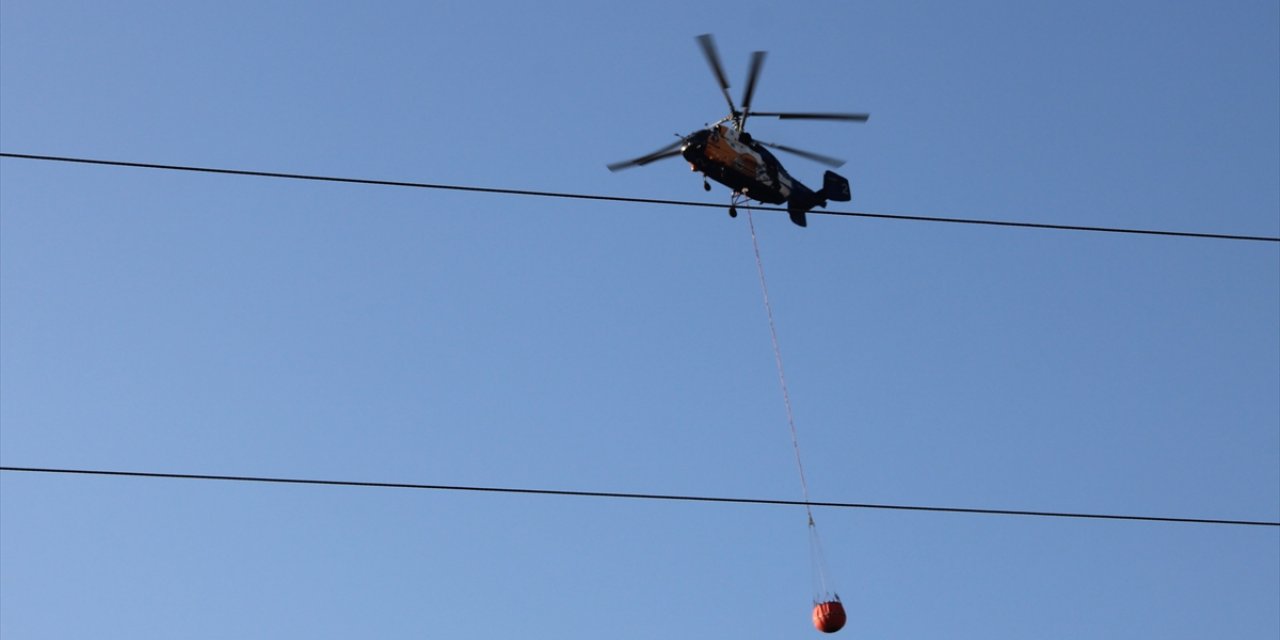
<box><xmin>745</xmin><ymin>208</ymin><xmax>813</xmax><ymax>513</ymax></box>
<box><xmin>745</xmin><ymin>207</ymin><xmax>834</xmax><ymax>599</ymax></box>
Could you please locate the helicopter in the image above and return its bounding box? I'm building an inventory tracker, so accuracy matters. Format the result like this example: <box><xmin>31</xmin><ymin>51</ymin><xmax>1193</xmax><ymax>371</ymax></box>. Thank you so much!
<box><xmin>607</xmin><ymin>34</ymin><xmax>869</xmax><ymax>227</ymax></box>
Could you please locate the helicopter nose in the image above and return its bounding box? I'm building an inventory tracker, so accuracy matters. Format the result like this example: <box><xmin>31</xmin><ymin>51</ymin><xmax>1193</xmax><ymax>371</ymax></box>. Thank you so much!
<box><xmin>680</xmin><ymin>141</ymin><xmax>700</xmax><ymax>163</ymax></box>
<box><xmin>681</xmin><ymin>130</ymin><xmax>708</xmax><ymax>161</ymax></box>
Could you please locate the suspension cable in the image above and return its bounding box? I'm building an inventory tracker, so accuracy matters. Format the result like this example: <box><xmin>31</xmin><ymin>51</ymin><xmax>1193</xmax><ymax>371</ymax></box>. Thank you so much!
<box><xmin>746</xmin><ymin>206</ymin><xmax>814</xmax><ymax>517</ymax></box>
<box><xmin>745</xmin><ymin>205</ymin><xmax>837</xmax><ymax>599</ymax></box>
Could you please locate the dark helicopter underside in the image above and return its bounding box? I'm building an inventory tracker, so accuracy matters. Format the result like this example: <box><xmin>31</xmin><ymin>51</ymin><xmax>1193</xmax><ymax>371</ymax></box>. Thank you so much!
<box><xmin>683</xmin><ymin>150</ymin><xmax>788</xmax><ymax>205</ymax></box>
<box><xmin>680</xmin><ymin>128</ymin><xmax>788</xmax><ymax>204</ymax></box>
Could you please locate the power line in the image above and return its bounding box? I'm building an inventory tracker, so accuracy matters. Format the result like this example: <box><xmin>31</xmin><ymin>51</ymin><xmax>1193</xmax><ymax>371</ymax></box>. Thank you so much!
<box><xmin>3</xmin><ymin>152</ymin><xmax>1276</xmax><ymax>243</ymax></box>
<box><xmin>2</xmin><ymin>466</ymin><xmax>1276</xmax><ymax>528</ymax></box>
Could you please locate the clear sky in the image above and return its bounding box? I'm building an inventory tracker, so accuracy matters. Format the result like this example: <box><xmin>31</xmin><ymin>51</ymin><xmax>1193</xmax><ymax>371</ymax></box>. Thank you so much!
<box><xmin>2</xmin><ymin>1</ymin><xmax>1277</xmax><ymax>637</ymax></box>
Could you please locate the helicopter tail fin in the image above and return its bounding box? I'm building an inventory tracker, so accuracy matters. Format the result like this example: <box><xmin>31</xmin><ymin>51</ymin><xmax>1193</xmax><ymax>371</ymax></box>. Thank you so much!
<box><xmin>820</xmin><ymin>170</ymin><xmax>851</xmax><ymax>202</ymax></box>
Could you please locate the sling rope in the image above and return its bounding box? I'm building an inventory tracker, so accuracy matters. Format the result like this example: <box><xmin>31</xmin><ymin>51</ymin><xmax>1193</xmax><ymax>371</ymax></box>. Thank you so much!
<box><xmin>745</xmin><ymin>206</ymin><xmax>837</xmax><ymax>600</ymax></box>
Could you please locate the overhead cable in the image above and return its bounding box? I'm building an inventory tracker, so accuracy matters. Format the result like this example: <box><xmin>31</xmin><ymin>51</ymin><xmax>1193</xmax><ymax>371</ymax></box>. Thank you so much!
<box><xmin>2</xmin><ymin>152</ymin><xmax>1276</xmax><ymax>243</ymax></box>
<box><xmin>2</xmin><ymin>466</ymin><xmax>1276</xmax><ymax>528</ymax></box>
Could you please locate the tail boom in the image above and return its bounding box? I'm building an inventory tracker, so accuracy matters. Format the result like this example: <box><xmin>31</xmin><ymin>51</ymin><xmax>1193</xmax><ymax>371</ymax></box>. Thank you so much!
<box><xmin>785</xmin><ymin>170</ymin><xmax>850</xmax><ymax>227</ymax></box>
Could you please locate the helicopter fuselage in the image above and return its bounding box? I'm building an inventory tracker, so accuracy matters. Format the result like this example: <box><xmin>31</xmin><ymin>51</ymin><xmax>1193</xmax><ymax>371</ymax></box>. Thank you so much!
<box><xmin>681</xmin><ymin>125</ymin><xmax>795</xmax><ymax>204</ymax></box>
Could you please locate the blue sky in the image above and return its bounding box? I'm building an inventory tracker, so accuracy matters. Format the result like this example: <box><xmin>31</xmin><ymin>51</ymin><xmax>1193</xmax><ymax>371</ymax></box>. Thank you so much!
<box><xmin>2</xmin><ymin>1</ymin><xmax>1277</xmax><ymax>637</ymax></box>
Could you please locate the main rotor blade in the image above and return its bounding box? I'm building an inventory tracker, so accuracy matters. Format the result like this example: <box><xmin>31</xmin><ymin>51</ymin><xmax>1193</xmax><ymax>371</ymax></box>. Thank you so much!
<box><xmin>696</xmin><ymin>34</ymin><xmax>737</xmax><ymax>115</ymax></box>
<box><xmin>606</xmin><ymin>140</ymin><xmax>684</xmax><ymax>172</ymax></box>
<box><xmin>756</xmin><ymin>140</ymin><xmax>846</xmax><ymax>168</ymax></box>
<box><xmin>748</xmin><ymin>111</ymin><xmax>870</xmax><ymax>122</ymax></box>
<box><xmin>740</xmin><ymin>51</ymin><xmax>766</xmax><ymax>115</ymax></box>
